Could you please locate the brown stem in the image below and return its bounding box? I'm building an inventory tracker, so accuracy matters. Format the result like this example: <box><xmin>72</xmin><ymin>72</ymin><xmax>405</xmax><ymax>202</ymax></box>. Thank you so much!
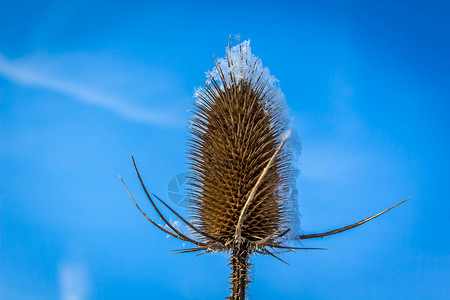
<box><xmin>227</xmin><ymin>245</ymin><xmax>251</xmax><ymax>300</ymax></box>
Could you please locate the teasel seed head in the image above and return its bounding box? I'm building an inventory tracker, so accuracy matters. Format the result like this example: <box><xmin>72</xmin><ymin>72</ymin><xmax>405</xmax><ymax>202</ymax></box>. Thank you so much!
<box><xmin>188</xmin><ymin>40</ymin><xmax>297</xmax><ymax>252</ymax></box>
<box><xmin>122</xmin><ymin>38</ymin><xmax>409</xmax><ymax>300</ymax></box>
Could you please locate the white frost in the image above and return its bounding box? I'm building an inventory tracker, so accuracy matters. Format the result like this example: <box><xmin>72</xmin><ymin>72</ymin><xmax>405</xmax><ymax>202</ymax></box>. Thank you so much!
<box><xmin>195</xmin><ymin>40</ymin><xmax>285</xmax><ymax>108</ymax></box>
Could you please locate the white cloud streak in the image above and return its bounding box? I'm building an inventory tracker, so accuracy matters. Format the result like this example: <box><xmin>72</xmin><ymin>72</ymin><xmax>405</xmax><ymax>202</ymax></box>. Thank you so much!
<box><xmin>0</xmin><ymin>54</ymin><xmax>177</xmax><ymax>126</ymax></box>
<box><xmin>59</xmin><ymin>262</ymin><xmax>89</xmax><ymax>300</ymax></box>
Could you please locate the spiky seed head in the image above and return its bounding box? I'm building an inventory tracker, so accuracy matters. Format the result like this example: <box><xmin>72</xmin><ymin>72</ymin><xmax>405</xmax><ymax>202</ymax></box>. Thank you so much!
<box><xmin>123</xmin><ymin>38</ymin><xmax>408</xmax><ymax>300</ymax></box>
<box><xmin>188</xmin><ymin>40</ymin><xmax>297</xmax><ymax>251</ymax></box>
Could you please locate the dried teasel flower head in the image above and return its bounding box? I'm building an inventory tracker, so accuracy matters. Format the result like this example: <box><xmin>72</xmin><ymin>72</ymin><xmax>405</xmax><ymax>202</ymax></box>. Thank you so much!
<box><xmin>188</xmin><ymin>40</ymin><xmax>298</xmax><ymax>252</ymax></box>
<box><xmin>121</xmin><ymin>38</ymin><xmax>409</xmax><ymax>300</ymax></box>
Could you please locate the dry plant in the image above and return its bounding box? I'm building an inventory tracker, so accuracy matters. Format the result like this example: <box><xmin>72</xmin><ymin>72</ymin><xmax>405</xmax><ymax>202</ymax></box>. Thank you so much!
<box><xmin>121</xmin><ymin>39</ymin><xmax>409</xmax><ymax>300</ymax></box>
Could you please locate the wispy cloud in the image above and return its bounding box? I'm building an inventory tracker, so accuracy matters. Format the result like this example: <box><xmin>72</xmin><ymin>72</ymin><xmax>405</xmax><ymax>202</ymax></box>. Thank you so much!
<box><xmin>59</xmin><ymin>262</ymin><xmax>89</xmax><ymax>300</ymax></box>
<box><xmin>0</xmin><ymin>54</ymin><xmax>179</xmax><ymax>126</ymax></box>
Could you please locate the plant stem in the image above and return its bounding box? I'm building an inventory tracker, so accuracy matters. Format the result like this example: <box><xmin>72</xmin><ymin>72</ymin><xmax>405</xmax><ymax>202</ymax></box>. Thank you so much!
<box><xmin>228</xmin><ymin>245</ymin><xmax>251</xmax><ymax>300</ymax></box>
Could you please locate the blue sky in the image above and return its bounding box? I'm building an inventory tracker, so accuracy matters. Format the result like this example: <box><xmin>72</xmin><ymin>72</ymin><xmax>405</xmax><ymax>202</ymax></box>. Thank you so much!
<box><xmin>1</xmin><ymin>0</ymin><xmax>449</xmax><ymax>299</ymax></box>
